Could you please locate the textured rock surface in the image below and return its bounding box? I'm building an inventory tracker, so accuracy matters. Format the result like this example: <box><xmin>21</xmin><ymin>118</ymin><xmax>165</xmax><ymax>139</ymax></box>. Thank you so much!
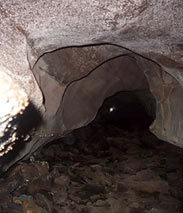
<box><xmin>0</xmin><ymin>123</ymin><xmax>183</xmax><ymax>212</ymax></box>
<box><xmin>0</xmin><ymin>0</ymin><xmax>183</xmax><ymax>170</ymax></box>
<box><xmin>58</xmin><ymin>55</ymin><xmax>149</xmax><ymax>131</ymax></box>
<box><xmin>0</xmin><ymin>70</ymin><xmax>28</xmax><ymax>156</ymax></box>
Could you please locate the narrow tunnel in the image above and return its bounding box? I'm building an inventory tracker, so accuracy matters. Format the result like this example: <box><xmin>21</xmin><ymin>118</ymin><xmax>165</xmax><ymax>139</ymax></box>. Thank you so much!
<box><xmin>1</xmin><ymin>44</ymin><xmax>183</xmax><ymax>212</ymax></box>
<box><xmin>94</xmin><ymin>90</ymin><xmax>156</xmax><ymax>133</ymax></box>
<box><xmin>45</xmin><ymin>44</ymin><xmax>157</xmax><ymax>134</ymax></box>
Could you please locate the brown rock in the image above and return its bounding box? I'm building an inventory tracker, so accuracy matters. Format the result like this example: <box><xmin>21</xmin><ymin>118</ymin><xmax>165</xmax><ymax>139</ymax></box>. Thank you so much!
<box><xmin>34</xmin><ymin>193</ymin><xmax>53</xmax><ymax>212</ymax></box>
<box><xmin>120</xmin><ymin>169</ymin><xmax>170</xmax><ymax>194</ymax></box>
<box><xmin>54</xmin><ymin>174</ymin><xmax>70</xmax><ymax>187</ymax></box>
<box><xmin>27</xmin><ymin>178</ymin><xmax>51</xmax><ymax>194</ymax></box>
<box><xmin>43</xmin><ymin>148</ymin><xmax>55</xmax><ymax>158</ymax></box>
<box><xmin>88</xmin><ymin>206</ymin><xmax>111</xmax><ymax>213</ymax></box>
<box><xmin>69</xmin><ymin>194</ymin><xmax>81</xmax><ymax>204</ymax></box>
<box><xmin>7</xmin><ymin>164</ymin><xmax>38</xmax><ymax>186</ymax></box>
<box><xmin>13</xmin><ymin>196</ymin><xmax>23</xmax><ymax>205</ymax></box>
<box><xmin>120</xmin><ymin>159</ymin><xmax>142</xmax><ymax>174</ymax></box>
<box><xmin>33</xmin><ymin>161</ymin><xmax>49</xmax><ymax>176</ymax></box>
<box><xmin>123</xmin><ymin>179</ymin><xmax>169</xmax><ymax>194</ymax></box>
<box><xmin>53</xmin><ymin>191</ymin><xmax>68</xmax><ymax>205</ymax></box>
<box><xmin>23</xmin><ymin>197</ymin><xmax>47</xmax><ymax>213</ymax></box>
<box><xmin>135</xmin><ymin>169</ymin><xmax>160</xmax><ymax>181</ymax></box>
<box><xmin>108</xmin><ymin>198</ymin><xmax>130</xmax><ymax>213</ymax></box>
<box><xmin>94</xmin><ymin>199</ymin><xmax>108</xmax><ymax>207</ymax></box>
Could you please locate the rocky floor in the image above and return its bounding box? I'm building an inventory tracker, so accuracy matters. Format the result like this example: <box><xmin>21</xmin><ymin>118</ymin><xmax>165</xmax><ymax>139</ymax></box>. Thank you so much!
<box><xmin>0</xmin><ymin>122</ymin><xmax>183</xmax><ymax>213</ymax></box>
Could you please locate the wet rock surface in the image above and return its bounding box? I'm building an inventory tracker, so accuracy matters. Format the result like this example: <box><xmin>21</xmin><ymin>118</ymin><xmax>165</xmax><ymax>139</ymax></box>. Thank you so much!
<box><xmin>0</xmin><ymin>121</ymin><xmax>183</xmax><ymax>213</ymax></box>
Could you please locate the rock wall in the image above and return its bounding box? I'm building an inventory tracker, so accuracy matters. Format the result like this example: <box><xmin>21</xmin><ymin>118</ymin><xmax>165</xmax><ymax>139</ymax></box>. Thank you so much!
<box><xmin>137</xmin><ymin>58</ymin><xmax>183</xmax><ymax>148</ymax></box>
<box><xmin>0</xmin><ymin>0</ymin><xmax>183</xmax><ymax>170</ymax></box>
<box><xmin>57</xmin><ymin>54</ymin><xmax>149</xmax><ymax>131</ymax></box>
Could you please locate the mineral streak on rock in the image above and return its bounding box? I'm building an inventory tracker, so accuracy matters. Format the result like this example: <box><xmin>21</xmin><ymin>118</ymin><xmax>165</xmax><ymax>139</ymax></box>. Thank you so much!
<box><xmin>0</xmin><ymin>69</ymin><xmax>29</xmax><ymax>156</ymax></box>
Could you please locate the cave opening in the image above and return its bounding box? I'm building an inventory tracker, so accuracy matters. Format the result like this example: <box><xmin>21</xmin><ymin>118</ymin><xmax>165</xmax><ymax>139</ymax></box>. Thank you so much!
<box><xmin>94</xmin><ymin>90</ymin><xmax>156</xmax><ymax>134</ymax></box>
<box><xmin>31</xmin><ymin>43</ymin><xmax>160</xmax><ymax>154</ymax></box>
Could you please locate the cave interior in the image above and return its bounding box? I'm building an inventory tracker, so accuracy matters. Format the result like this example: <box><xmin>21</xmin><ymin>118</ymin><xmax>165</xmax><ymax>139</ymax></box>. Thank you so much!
<box><xmin>0</xmin><ymin>44</ymin><xmax>183</xmax><ymax>213</ymax></box>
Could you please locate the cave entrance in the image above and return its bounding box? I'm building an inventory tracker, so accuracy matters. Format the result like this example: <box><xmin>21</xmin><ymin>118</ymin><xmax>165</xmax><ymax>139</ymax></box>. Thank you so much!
<box><xmin>94</xmin><ymin>90</ymin><xmax>156</xmax><ymax>134</ymax></box>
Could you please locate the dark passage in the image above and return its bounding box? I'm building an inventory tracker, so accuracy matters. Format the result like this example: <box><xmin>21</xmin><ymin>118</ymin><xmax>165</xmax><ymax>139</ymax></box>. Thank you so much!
<box><xmin>95</xmin><ymin>90</ymin><xmax>155</xmax><ymax>133</ymax></box>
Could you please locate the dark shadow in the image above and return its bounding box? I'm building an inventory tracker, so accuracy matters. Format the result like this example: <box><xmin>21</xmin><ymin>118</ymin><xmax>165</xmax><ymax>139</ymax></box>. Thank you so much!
<box><xmin>94</xmin><ymin>90</ymin><xmax>156</xmax><ymax>133</ymax></box>
<box><xmin>0</xmin><ymin>102</ymin><xmax>42</xmax><ymax>174</ymax></box>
